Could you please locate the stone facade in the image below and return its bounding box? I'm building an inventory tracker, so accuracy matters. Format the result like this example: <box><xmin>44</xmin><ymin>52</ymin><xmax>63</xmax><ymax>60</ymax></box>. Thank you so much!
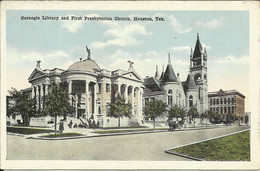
<box><xmin>143</xmin><ymin>34</ymin><xmax>208</xmax><ymax>115</ymax></box>
<box><xmin>27</xmin><ymin>47</ymin><xmax>144</xmax><ymax>128</ymax></box>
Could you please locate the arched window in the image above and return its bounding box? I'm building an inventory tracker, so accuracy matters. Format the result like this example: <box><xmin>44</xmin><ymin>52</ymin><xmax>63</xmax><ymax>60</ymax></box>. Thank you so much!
<box><xmin>168</xmin><ymin>89</ymin><xmax>172</xmax><ymax>94</ymax></box>
<box><xmin>189</xmin><ymin>95</ymin><xmax>193</xmax><ymax>107</ymax></box>
<box><xmin>194</xmin><ymin>73</ymin><xmax>201</xmax><ymax>81</ymax></box>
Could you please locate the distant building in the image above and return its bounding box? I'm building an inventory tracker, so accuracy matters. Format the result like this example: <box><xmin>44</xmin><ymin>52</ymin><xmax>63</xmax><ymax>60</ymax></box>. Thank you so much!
<box><xmin>143</xmin><ymin>33</ymin><xmax>208</xmax><ymax>115</ymax></box>
<box><xmin>208</xmin><ymin>89</ymin><xmax>245</xmax><ymax>122</ymax></box>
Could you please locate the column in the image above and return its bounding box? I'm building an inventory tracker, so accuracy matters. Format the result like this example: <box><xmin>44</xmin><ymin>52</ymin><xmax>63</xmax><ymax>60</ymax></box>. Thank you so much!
<box><xmin>31</xmin><ymin>86</ymin><xmax>35</xmax><ymax>99</ymax></box>
<box><xmin>94</xmin><ymin>83</ymin><xmax>97</xmax><ymax>115</ymax></box>
<box><xmin>124</xmin><ymin>85</ymin><xmax>128</xmax><ymax>103</ymax></box>
<box><xmin>40</xmin><ymin>84</ymin><xmax>44</xmax><ymax>110</ymax></box>
<box><xmin>117</xmin><ymin>83</ymin><xmax>121</xmax><ymax>96</ymax></box>
<box><xmin>85</xmin><ymin>81</ymin><xmax>89</xmax><ymax>119</ymax></box>
<box><xmin>140</xmin><ymin>88</ymin><xmax>143</xmax><ymax>117</ymax></box>
<box><xmin>35</xmin><ymin>86</ymin><xmax>39</xmax><ymax>110</ymax></box>
<box><xmin>45</xmin><ymin>84</ymin><xmax>48</xmax><ymax>95</ymax></box>
<box><xmin>137</xmin><ymin>87</ymin><xmax>140</xmax><ymax>116</ymax></box>
<box><xmin>68</xmin><ymin>80</ymin><xmax>72</xmax><ymax>105</ymax></box>
<box><xmin>75</xmin><ymin>94</ymin><xmax>78</xmax><ymax>118</ymax></box>
<box><xmin>131</xmin><ymin>86</ymin><xmax>134</xmax><ymax>115</ymax></box>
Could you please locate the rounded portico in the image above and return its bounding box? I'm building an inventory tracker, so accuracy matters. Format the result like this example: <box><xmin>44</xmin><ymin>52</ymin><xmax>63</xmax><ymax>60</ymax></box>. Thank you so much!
<box><xmin>60</xmin><ymin>47</ymin><xmax>101</xmax><ymax>120</ymax></box>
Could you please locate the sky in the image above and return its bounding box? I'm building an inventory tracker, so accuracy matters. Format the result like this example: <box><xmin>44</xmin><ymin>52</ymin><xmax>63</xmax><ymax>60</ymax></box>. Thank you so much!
<box><xmin>5</xmin><ymin>10</ymin><xmax>250</xmax><ymax>110</ymax></box>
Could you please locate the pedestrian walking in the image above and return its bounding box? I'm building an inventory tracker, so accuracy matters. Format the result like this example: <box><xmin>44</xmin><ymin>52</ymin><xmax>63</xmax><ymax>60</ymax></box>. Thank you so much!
<box><xmin>59</xmin><ymin>121</ymin><xmax>64</xmax><ymax>133</ymax></box>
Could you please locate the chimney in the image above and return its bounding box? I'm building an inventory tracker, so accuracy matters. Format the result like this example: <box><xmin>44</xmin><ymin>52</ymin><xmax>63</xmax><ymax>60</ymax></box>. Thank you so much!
<box><xmin>79</xmin><ymin>58</ymin><xmax>82</xmax><ymax>62</ymax></box>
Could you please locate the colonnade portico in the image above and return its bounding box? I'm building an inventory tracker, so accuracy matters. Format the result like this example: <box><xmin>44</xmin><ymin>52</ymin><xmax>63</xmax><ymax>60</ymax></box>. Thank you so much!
<box><xmin>31</xmin><ymin>83</ymin><xmax>49</xmax><ymax>111</ymax></box>
<box><xmin>67</xmin><ymin>79</ymin><xmax>98</xmax><ymax>120</ymax></box>
<box><xmin>114</xmin><ymin>82</ymin><xmax>143</xmax><ymax>117</ymax></box>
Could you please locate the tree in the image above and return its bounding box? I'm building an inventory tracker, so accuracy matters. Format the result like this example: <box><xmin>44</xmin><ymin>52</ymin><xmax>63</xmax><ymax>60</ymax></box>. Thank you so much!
<box><xmin>187</xmin><ymin>107</ymin><xmax>199</xmax><ymax>126</ymax></box>
<box><xmin>43</xmin><ymin>84</ymin><xmax>74</xmax><ymax>134</ymax></box>
<box><xmin>168</xmin><ymin>104</ymin><xmax>180</xmax><ymax>121</ymax></box>
<box><xmin>107</xmin><ymin>95</ymin><xmax>132</xmax><ymax>128</ymax></box>
<box><xmin>168</xmin><ymin>104</ymin><xmax>186</xmax><ymax>121</ymax></box>
<box><xmin>201</xmin><ymin>110</ymin><xmax>211</xmax><ymax>127</ymax></box>
<box><xmin>143</xmin><ymin>99</ymin><xmax>167</xmax><ymax>129</ymax></box>
<box><xmin>8</xmin><ymin>88</ymin><xmax>36</xmax><ymax>126</ymax></box>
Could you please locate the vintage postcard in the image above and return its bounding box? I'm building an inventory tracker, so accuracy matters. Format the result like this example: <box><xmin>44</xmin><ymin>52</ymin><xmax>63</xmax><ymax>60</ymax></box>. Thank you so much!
<box><xmin>1</xmin><ymin>1</ymin><xmax>260</xmax><ymax>170</ymax></box>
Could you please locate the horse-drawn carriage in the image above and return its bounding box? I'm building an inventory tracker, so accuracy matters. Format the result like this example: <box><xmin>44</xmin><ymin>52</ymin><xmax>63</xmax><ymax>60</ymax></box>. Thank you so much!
<box><xmin>166</xmin><ymin>120</ymin><xmax>184</xmax><ymax>131</ymax></box>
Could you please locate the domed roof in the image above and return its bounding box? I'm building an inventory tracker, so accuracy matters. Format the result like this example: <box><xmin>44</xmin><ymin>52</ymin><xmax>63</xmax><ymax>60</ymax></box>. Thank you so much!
<box><xmin>68</xmin><ymin>59</ymin><xmax>101</xmax><ymax>72</ymax></box>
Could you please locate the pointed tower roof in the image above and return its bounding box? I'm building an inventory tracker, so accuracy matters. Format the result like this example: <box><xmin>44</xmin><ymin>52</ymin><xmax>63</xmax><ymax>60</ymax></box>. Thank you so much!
<box><xmin>159</xmin><ymin>65</ymin><xmax>164</xmax><ymax>81</ymax></box>
<box><xmin>193</xmin><ymin>33</ymin><xmax>203</xmax><ymax>58</ymax></box>
<box><xmin>155</xmin><ymin>65</ymin><xmax>160</xmax><ymax>80</ymax></box>
<box><xmin>184</xmin><ymin>73</ymin><xmax>197</xmax><ymax>90</ymax></box>
<box><xmin>162</xmin><ymin>53</ymin><xmax>178</xmax><ymax>83</ymax></box>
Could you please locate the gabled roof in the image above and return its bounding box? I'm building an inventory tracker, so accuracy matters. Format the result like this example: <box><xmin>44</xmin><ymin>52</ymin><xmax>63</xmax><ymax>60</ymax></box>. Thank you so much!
<box><xmin>184</xmin><ymin>74</ymin><xmax>197</xmax><ymax>90</ymax></box>
<box><xmin>144</xmin><ymin>77</ymin><xmax>161</xmax><ymax>91</ymax></box>
<box><xmin>193</xmin><ymin>33</ymin><xmax>203</xmax><ymax>58</ymax></box>
<box><xmin>28</xmin><ymin>68</ymin><xmax>46</xmax><ymax>81</ymax></box>
<box><xmin>162</xmin><ymin>63</ymin><xmax>178</xmax><ymax>83</ymax></box>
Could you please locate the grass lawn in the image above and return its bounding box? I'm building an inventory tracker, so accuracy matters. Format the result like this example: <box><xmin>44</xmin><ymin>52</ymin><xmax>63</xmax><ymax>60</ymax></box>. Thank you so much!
<box><xmin>7</xmin><ymin>126</ymin><xmax>54</xmax><ymax>135</ymax></box>
<box><xmin>170</xmin><ymin>130</ymin><xmax>250</xmax><ymax>161</ymax></box>
<box><xmin>94</xmin><ymin>127</ymin><xmax>168</xmax><ymax>134</ymax></box>
<box><xmin>41</xmin><ymin>132</ymin><xmax>83</xmax><ymax>138</ymax></box>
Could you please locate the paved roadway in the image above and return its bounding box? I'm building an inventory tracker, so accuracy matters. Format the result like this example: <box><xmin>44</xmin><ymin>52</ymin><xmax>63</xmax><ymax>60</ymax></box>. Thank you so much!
<box><xmin>7</xmin><ymin>126</ymin><xmax>249</xmax><ymax>160</ymax></box>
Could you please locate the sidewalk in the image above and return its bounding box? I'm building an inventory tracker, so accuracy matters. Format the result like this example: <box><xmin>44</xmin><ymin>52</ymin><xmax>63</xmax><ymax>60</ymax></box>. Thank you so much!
<box><xmin>9</xmin><ymin>124</ymin><xmax>246</xmax><ymax>140</ymax></box>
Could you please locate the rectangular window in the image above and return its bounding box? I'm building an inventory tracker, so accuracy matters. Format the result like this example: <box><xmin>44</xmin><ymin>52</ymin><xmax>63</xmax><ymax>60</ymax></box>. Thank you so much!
<box><xmin>220</xmin><ymin>107</ymin><xmax>223</xmax><ymax>114</ymax></box>
<box><xmin>213</xmin><ymin>99</ymin><xmax>215</xmax><ymax>105</ymax></box>
<box><xmin>216</xmin><ymin>99</ymin><xmax>219</xmax><ymax>105</ymax></box>
<box><xmin>232</xmin><ymin>97</ymin><xmax>235</xmax><ymax>104</ymax></box>
<box><xmin>210</xmin><ymin>99</ymin><xmax>212</xmax><ymax>105</ymax></box>
<box><xmin>228</xmin><ymin>107</ymin><xmax>231</xmax><ymax>113</ymax></box>
<box><xmin>210</xmin><ymin>107</ymin><xmax>212</xmax><ymax>112</ymax></box>
<box><xmin>224</xmin><ymin>107</ymin><xmax>227</xmax><ymax>113</ymax></box>
<box><xmin>216</xmin><ymin>107</ymin><xmax>219</xmax><ymax>113</ymax></box>
<box><xmin>106</xmin><ymin>83</ymin><xmax>110</xmax><ymax>92</ymax></box>
<box><xmin>220</xmin><ymin>98</ymin><xmax>223</xmax><ymax>104</ymax></box>
<box><xmin>224</xmin><ymin>98</ymin><xmax>227</xmax><ymax>104</ymax></box>
<box><xmin>232</xmin><ymin>106</ymin><xmax>235</xmax><ymax>113</ymax></box>
<box><xmin>228</xmin><ymin>98</ymin><xmax>230</xmax><ymax>104</ymax></box>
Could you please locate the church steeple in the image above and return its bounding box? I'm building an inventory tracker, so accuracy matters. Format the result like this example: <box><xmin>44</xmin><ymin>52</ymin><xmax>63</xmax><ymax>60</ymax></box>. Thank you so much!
<box><xmin>193</xmin><ymin>33</ymin><xmax>203</xmax><ymax>59</ymax></box>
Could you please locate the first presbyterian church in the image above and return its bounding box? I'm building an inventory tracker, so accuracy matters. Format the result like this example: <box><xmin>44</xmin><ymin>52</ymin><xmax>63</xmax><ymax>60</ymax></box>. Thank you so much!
<box><xmin>10</xmin><ymin>34</ymin><xmax>208</xmax><ymax>128</ymax></box>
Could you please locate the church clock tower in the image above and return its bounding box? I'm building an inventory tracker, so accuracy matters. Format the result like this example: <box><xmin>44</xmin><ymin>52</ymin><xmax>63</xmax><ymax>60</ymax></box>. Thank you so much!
<box><xmin>190</xmin><ymin>33</ymin><xmax>208</xmax><ymax>114</ymax></box>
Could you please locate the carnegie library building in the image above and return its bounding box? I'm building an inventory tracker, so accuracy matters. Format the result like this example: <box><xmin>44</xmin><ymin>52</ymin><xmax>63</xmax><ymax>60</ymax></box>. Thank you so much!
<box><xmin>6</xmin><ymin>34</ymin><xmax>247</xmax><ymax>128</ymax></box>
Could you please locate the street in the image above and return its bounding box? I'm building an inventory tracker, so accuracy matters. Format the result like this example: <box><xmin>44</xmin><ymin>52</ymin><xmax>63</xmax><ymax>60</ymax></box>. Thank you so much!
<box><xmin>7</xmin><ymin>126</ymin><xmax>249</xmax><ymax>160</ymax></box>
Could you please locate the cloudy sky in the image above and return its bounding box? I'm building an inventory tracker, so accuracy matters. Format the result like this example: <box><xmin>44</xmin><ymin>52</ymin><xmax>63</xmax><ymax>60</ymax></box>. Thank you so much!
<box><xmin>6</xmin><ymin>10</ymin><xmax>249</xmax><ymax>110</ymax></box>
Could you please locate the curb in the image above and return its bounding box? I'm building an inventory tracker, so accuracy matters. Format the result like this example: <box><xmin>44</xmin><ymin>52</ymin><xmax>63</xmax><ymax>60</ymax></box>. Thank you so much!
<box><xmin>8</xmin><ymin>125</ymin><xmax>248</xmax><ymax>140</ymax></box>
<box><xmin>165</xmin><ymin>150</ymin><xmax>203</xmax><ymax>161</ymax></box>
<box><xmin>29</xmin><ymin>129</ymin><xmax>168</xmax><ymax>140</ymax></box>
<box><xmin>164</xmin><ymin>128</ymin><xmax>250</xmax><ymax>161</ymax></box>
<box><xmin>29</xmin><ymin>126</ymin><xmax>221</xmax><ymax>140</ymax></box>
